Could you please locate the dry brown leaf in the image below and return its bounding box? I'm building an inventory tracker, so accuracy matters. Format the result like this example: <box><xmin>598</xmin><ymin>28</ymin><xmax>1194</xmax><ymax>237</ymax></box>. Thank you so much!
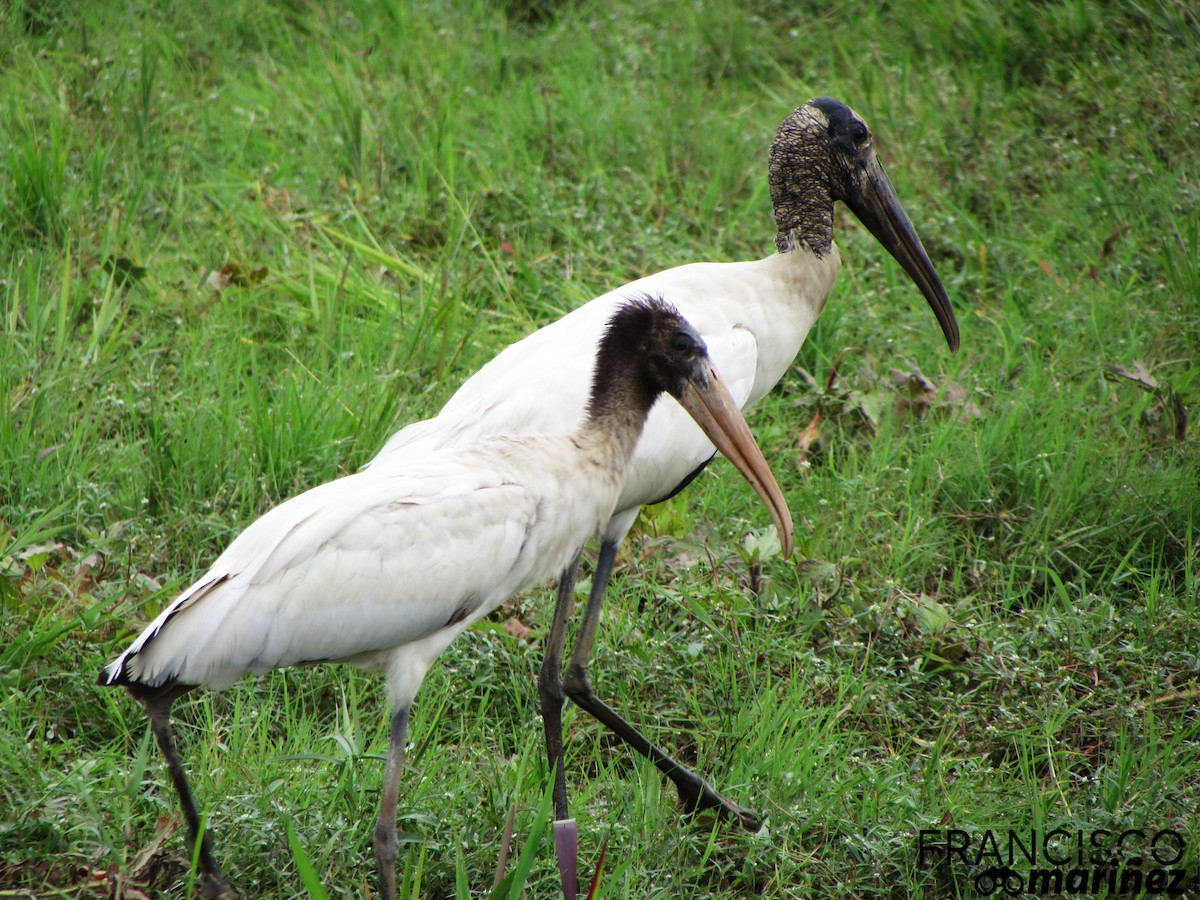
<box><xmin>1102</xmin><ymin>361</ymin><xmax>1158</xmax><ymax>391</ymax></box>
<box><xmin>666</xmin><ymin>547</ymin><xmax>700</xmax><ymax>570</ymax></box>
<box><xmin>889</xmin><ymin>365</ymin><xmax>937</xmax><ymax>419</ymax></box>
<box><xmin>1103</xmin><ymin>361</ymin><xmax>1187</xmax><ymax>443</ymax></box>
<box><xmin>849</xmin><ymin>389</ymin><xmax>890</xmax><ymax>431</ymax></box>
<box><xmin>74</xmin><ymin>551</ymin><xmax>104</xmax><ymax>593</ymax></box>
<box><xmin>940</xmin><ymin>380</ymin><xmax>986</xmax><ymax>422</ymax></box>
<box><xmin>796</xmin><ymin>412</ymin><xmax>822</xmax><ymax>468</ymax></box>
<box><xmin>263</xmin><ymin>186</ymin><xmax>293</xmax><ymax>216</ymax></box>
<box><xmin>207</xmin><ymin>261</ymin><xmax>268</xmax><ymax>292</ymax></box>
<box><xmin>130</xmin><ymin>816</ymin><xmax>178</xmax><ymax>877</ymax></box>
<box><xmin>206</xmin><ymin>267</ymin><xmax>231</xmax><ymax>292</ymax></box>
<box><xmin>17</xmin><ymin>540</ymin><xmax>63</xmax><ymax>561</ymax></box>
<box><xmin>503</xmin><ymin>617</ymin><xmax>532</xmax><ymax>640</ymax></box>
<box><xmin>889</xmin><ymin>365</ymin><xmax>936</xmax><ymax>396</ymax></box>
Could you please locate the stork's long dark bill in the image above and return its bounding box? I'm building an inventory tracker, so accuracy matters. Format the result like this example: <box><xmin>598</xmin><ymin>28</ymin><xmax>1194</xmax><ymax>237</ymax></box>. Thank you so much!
<box><xmin>678</xmin><ymin>367</ymin><xmax>795</xmax><ymax>559</ymax></box>
<box><xmin>850</xmin><ymin>155</ymin><xmax>961</xmax><ymax>353</ymax></box>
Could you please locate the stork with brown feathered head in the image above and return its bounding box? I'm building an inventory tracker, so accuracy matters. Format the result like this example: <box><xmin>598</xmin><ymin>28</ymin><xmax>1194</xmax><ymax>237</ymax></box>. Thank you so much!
<box><xmin>368</xmin><ymin>97</ymin><xmax>961</xmax><ymax>830</ymax></box>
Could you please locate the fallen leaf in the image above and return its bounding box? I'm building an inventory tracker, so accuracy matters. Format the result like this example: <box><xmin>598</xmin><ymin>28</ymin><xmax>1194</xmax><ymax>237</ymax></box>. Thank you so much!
<box><xmin>263</xmin><ymin>186</ymin><xmax>293</xmax><ymax>216</ymax></box>
<box><xmin>940</xmin><ymin>380</ymin><xmax>986</xmax><ymax>422</ymax></box>
<box><xmin>796</xmin><ymin>412</ymin><xmax>822</xmax><ymax>467</ymax></box>
<box><xmin>1102</xmin><ymin>361</ymin><xmax>1185</xmax><ymax>443</ymax></box>
<box><xmin>848</xmin><ymin>389</ymin><xmax>890</xmax><ymax>431</ymax></box>
<box><xmin>889</xmin><ymin>365</ymin><xmax>938</xmax><ymax>419</ymax></box>
<box><xmin>129</xmin><ymin>816</ymin><xmax>178</xmax><ymax>877</ymax></box>
<box><xmin>889</xmin><ymin>364</ymin><xmax>936</xmax><ymax>396</ymax></box>
<box><xmin>74</xmin><ymin>551</ymin><xmax>104</xmax><ymax>592</ymax></box>
<box><xmin>503</xmin><ymin>617</ymin><xmax>532</xmax><ymax>640</ymax></box>
<box><xmin>666</xmin><ymin>546</ymin><xmax>700</xmax><ymax>569</ymax></box>
<box><xmin>206</xmin><ymin>267</ymin><xmax>231</xmax><ymax>291</ymax></box>
<box><xmin>206</xmin><ymin>261</ymin><xmax>268</xmax><ymax>292</ymax></box>
<box><xmin>1101</xmin><ymin>361</ymin><xmax>1158</xmax><ymax>391</ymax></box>
<box><xmin>17</xmin><ymin>541</ymin><xmax>63</xmax><ymax>561</ymax></box>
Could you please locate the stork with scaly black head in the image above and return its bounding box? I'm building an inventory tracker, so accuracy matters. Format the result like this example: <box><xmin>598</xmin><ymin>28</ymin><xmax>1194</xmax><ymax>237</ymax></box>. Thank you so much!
<box><xmin>99</xmin><ymin>297</ymin><xmax>791</xmax><ymax>900</ymax></box>
<box><xmin>368</xmin><ymin>97</ymin><xmax>961</xmax><ymax>829</ymax></box>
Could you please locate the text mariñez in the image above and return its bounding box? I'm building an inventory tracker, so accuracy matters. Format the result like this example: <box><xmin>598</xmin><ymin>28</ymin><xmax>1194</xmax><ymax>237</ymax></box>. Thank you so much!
<box><xmin>916</xmin><ymin>828</ymin><xmax>1195</xmax><ymax>896</ymax></box>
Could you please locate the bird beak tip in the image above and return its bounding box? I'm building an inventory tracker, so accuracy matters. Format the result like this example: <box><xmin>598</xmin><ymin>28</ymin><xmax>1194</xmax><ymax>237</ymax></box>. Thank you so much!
<box><xmin>677</xmin><ymin>374</ymin><xmax>794</xmax><ymax>565</ymax></box>
<box><xmin>854</xmin><ymin>162</ymin><xmax>962</xmax><ymax>357</ymax></box>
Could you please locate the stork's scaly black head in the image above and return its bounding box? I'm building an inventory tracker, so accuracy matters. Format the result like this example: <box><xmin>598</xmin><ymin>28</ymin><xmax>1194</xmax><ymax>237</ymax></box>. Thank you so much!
<box><xmin>769</xmin><ymin>97</ymin><xmax>960</xmax><ymax>352</ymax></box>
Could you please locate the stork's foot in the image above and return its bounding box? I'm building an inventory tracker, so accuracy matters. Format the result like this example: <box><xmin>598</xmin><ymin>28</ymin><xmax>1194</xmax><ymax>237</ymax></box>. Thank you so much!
<box><xmin>552</xmin><ymin>818</ymin><xmax>579</xmax><ymax>900</ymax></box>
<box><xmin>677</xmin><ymin>780</ymin><xmax>762</xmax><ymax>832</ymax></box>
<box><xmin>373</xmin><ymin>815</ymin><xmax>399</xmax><ymax>900</ymax></box>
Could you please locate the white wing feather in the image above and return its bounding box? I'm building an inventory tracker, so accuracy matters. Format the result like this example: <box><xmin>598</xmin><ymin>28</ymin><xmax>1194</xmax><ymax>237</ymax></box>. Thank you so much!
<box><xmin>106</xmin><ymin>437</ymin><xmax>614</xmax><ymax>693</ymax></box>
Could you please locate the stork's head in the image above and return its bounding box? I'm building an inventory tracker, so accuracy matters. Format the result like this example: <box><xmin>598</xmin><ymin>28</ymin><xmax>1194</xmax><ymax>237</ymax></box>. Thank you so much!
<box><xmin>590</xmin><ymin>296</ymin><xmax>702</xmax><ymax>405</ymax></box>
<box><xmin>769</xmin><ymin>97</ymin><xmax>960</xmax><ymax>353</ymax></box>
<box><xmin>591</xmin><ymin>296</ymin><xmax>794</xmax><ymax>558</ymax></box>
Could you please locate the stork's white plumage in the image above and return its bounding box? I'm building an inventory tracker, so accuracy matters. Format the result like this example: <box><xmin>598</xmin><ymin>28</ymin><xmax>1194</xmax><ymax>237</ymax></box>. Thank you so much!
<box><xmin>106</xmin><ymin>449</ymin><xmax>596</xmax><ymax>696</ymax></box>
<box><xmin>373</xmin><ymin>252</ymin><xmax>836</xmax><ymax>511</ymax></box>
<box><xmin>366</xmin><ymin>97</ymin><xmax>961</xmax><ymax>830</ymax></box>
<box><xmin>99</xmin><ymin>296</ymin><xmax>791</xmax><ymax>900</ymax></box>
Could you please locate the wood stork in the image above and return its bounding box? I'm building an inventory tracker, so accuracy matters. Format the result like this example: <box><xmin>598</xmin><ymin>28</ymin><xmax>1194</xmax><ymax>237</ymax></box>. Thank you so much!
<box><xmin>367</xmin><ymin>97</ymin><xmax>961</xmax><ymax>829</ymax></box>
<box><xmin>98</xmin><ymin>296</ymin><xmax>792</xmax><ymax>900</ymax></box>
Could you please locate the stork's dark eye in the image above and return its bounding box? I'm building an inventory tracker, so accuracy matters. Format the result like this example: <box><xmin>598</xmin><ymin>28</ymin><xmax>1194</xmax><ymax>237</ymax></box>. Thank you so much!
<box><xmin>671</xmin><ymin>332</ymin><xmax>696</xmax><ymax>355</ymax></box>
<box><xmin>850</xmin><ymin>121</ymin><xmax>869</xmax><ymax>144</ymax></box>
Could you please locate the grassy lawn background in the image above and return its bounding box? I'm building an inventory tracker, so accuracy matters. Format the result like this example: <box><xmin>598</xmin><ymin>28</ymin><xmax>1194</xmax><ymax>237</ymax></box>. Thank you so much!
<box><xmin>2</xmin><ymin>0</ymin><xmax>1198</xmax><ymax>896</ymax></box>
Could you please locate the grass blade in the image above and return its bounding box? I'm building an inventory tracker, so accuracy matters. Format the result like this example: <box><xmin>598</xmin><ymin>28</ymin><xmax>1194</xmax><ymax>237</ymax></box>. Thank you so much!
<box><xmin>285</xmin><ymin>817</ymin><xmax>330</xmax><ymax>900</ymax></box>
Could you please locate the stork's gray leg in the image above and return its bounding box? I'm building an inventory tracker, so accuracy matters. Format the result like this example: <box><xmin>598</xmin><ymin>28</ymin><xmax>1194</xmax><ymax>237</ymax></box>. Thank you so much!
<box><xmin>140</xmin><ymin>685</ymin><xmax>232</xmax><ymax>899</ymax></box>
<box><xmin>538</xmin><ymin>550</ymin><xmax>583</xmax><ymax>822</ymax></box>
<box><xmin>374</xmin><ymin>705</ymin><xmax>410</xmax><ymax>900</ymax></box>
<box><xmin>563</xmin><ymin>538</ymin><xmax>760</xmax><ymax>831</ymax></box>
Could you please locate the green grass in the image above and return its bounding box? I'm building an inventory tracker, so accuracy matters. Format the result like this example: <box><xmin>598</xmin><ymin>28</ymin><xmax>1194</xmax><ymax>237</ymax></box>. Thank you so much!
<box><xmin>3</xmin><ymin>0</ymin><xmax>1199</xmax><ymax>896</ymax></box>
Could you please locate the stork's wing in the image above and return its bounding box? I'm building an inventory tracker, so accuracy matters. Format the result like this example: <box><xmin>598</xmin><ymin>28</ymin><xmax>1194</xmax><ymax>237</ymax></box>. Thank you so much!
<box><xmin>103</xmin><ymin>456</ymin><xmax>546</xmax><ymax>690</ymax></box>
